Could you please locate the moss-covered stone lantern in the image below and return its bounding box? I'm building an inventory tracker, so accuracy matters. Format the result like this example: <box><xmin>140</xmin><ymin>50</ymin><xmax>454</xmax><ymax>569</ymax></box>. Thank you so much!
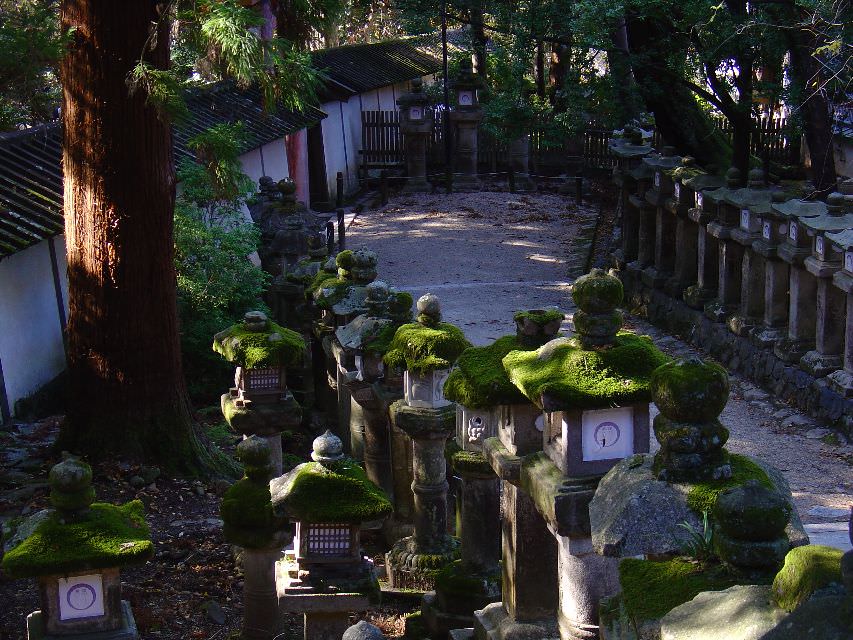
<box><xmin>650</xmin><ymin>356</ymin><xmax>732</xmax><ymax>482</ymax></box>
<box><xmin>272</xmin><ymin>431</ymin><xmax>391</xmax><ymax>640</ymax></box>
<box><xmin>221</xmin><ymin>437</ymin><xmax>290</xmax><ymax>640</ymax></box>
<box><xmin>2</xmin><ymin>457</ymin><xmax>153</xmax><ymax>639</ymax></box>
<box><xmin>213</xmin><ymin>310</ymin><xmax>305</xmax><ymax>475</ymax></box>
<box><xmin>505</xmin><ymin>269</ymin><xmax>667</xmax><ymax>477</ymax></box>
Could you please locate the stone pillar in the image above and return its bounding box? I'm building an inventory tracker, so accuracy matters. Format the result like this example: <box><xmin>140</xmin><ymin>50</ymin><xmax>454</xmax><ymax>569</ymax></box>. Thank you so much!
<box><xmin>683</xmin><ymin>187</ymin><xmax>722</xmax><ymax>309</ymax></box>
<box><xmin>510</xmin><ymin>134</ymin><xmax>536</xmax><ymax>191</ymax></box>
<box><xmin>386</xmin><ymin>401</ymin><xmax>458</xmax><ymax>590</ymax></box>
<box><xmin>728</xmin><ymin>200</ymin><xmax>769</xmax><ymax>336</ymax></box>
<box><xmin>827</xmin><ymin>247</ymin><xmax>853</xmax><ymax>396</ymax></box>
<box><xmin>641</xmin><ymin>149</ymin><xmax>682</xmax><ymax>288</ymax></box>
<box><xmin>609</xmin><ymin>134</ymin><xmax>652</xmax><ymax>267</ymax></box>
<box><xmin>750</xmin><ymin>196</ymin><xmax>791</xmax><ymax>347</ymax></box>
<box><xmin>242</xmin><ymin>548</ymin><xmax>283</xmax><ymax>640</ymax></box>
<box><xmin>452</xmin><ymin>112</ymin><xmax>482</xmax><ymax>191</ymax></box>
<box><xmin>397</xmin><ymin>78</ymin><xmax>433</xmax><ymax>193</ymax></box>
<box><xmin>629</xmin><ymin>169</ymin><xmax>656</xmax><ymax>272</ymax></box>
<box><xmin>459</xmin><ymin>471</ymin><xmax>500</xmax><ymax>570</ymax></box>
<box><xmin>706</xmin><ymin>221</ymin><xmax>744</xmax><ymax>322</ymax></box>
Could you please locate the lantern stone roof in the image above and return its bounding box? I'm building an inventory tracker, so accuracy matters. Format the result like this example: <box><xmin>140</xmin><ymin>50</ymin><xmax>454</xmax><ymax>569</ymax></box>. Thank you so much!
<box><xmin>270</xmin><ymin>459</ymin><xmax>392</xmax><ymax>523</ymax></box>
<box><xmin>1</xmin><ymin>501</ymin><xmax>154</xmax><ymax>579</ymax></box>
<box><xmin>212</xmin><ymin>311</ymin><xmax>306</xmax><ymax>368</ymax></box>
<box><xmin>827</xmin><ymin>228</ymin><xmax>853</xmax><ymax>250</ymax></box>
<box><xmin>502</xmin><ymin>332</ymin><xmax>670</xmax><ymax>412</ymax></box>
<box><xmin>444</xmin><ymin>335</ymin><xmax>537</xmax><ymax>409</ymax></box>
<box><xmin>682</xmin><ymin>174</ymin><xmax>726</xmax><ymax>192</ymax></box>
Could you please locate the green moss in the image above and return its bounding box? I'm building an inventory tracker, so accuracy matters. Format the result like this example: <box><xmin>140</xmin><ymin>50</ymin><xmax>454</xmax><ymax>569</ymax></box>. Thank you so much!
<box><xmin>434</xmin><ymin>560</ymin><xmax>501</xmax><ymax>597</ymax></box>
<box><xmin>451</xmin><ymin>450</ymin><xmax>493</xmax><ymax>476</ymax></box>
<box><xmin>212</xmin><ymin>321</ymin><xmax>305</xmax><ymax>368</ymax></box>
<box><xmin>307</xmin><ymin>268</ymin><xmax>339</xmax><ymax>296</ymax></box>
<box><xmin>312</xmin><ymin>277</ymin><xmax>355</xmax><ymax>310</ymax></box>
<box><xmin>362</xmin><ymin>322</ymin><xmax>399</xmax><ymax>356</ymax></box>
<box><xmin>619</xmin><ymin>558</ymin><xmax>745</xmax><ymax>621</ymax></box>
<box><xmin>335</xmin><ymin>249</ymin><xmax>355</xmax><ymax>269</ymax></box>
<box><xmin>1</xmin><ymin>501</ymin><xmax>154</xmax><ymax>579</ymax></box>
<box><xmin>273</xmin><ymin>459</ymin><xmax>392</xmax><ymax>522</ymax></box>
<box><xmin>220</xmin><ymin>479</ymin><xmax>285</xmax><ymax>549</ymax></box>
<box><xmin>650</xmin><ymin>359</ymin><xmax>729</xmax><ymax>422</ymax></box>
<box><xmin>667</xmin><ymin>166</ymin><xmax>705</xmax><ymax>181</ymax></box>
<box><xmin>404</xmin><ymin>611</ymin><xmax>428</xmax><ymax>640</ymax></box>
<box><xmin>443</xmin><ymin>335</ymin><xmax>533</xmax><ymax>409</ymax></box>
<box><xmin>685</xmin><ymin>454</ymin><xmax>773</xmax><ymax>515</ymax></box>
<box><xmin>502</xmin><ymin>332</ymin><xmax>669</xmax><ymax>410</ymax></box>
<box><xmin>513</xmin><ymin>309</ymin><xmax>564</xmax><ymax>325</ymax></box>
<box><xmin>383</xmin><ymin>322</ymin><xmax>471</xmax><ymax>373</ymax></box>
<box><xmin>772</xmin><ymin>545</ymin><xmax>844</xmax><ymax>612</ymax></box>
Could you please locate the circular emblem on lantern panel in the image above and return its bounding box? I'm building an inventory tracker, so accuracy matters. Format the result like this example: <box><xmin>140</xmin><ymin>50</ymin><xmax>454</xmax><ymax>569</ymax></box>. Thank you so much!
<box><xmin>66</xmin><ymin>583</ymin><xmax>97</xmax><ymax>611</ymax></box>
<box><xmin>593</xmin><ymin>421</ymin><xmax>621</xmax><ymax>449</ymax></box>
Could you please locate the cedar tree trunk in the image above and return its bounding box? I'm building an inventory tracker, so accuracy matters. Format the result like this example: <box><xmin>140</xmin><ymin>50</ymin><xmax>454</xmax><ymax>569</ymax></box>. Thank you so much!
<box><xmin>59</xmin><ymin>0</ymin><xmax>207</xmax><ymax>472</ymax></box>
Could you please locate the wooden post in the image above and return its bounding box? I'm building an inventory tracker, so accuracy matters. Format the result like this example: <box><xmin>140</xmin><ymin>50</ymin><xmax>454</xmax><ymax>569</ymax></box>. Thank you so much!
<box><xmin>337</xmin><ymin>209</ymin><xmax>345</xmax><ymax>251</ymax></box>
<box><xmin>380</xmin><ymin>170</ymin><xmax>389</xmax><ymax>205</ymax></box>
<box><xmin>336</xmin><ymin>172</ymin><xmax>344</xmax><ymax>208</ymax></box>
<box><xmin>326</xmin><ymin>220</ymin><xmax>335</xmax><ymax>255</ymax></box>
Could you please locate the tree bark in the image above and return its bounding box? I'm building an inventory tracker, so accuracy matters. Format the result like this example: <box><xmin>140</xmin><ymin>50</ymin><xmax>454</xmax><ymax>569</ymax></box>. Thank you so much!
<box><xmin>607</xmin><ymin>18</ymin><xmax>641</xmax><ymax>124</ymax></box>
<box><xmin>469</xmin><ymin>0</ymin><xmax>488</xmax><ymax>78</ymax></box>
<box><xmin>59</xmin><ymin>0</ymin><xmax>208</xmax><ymax>472</ymax></box>
<box><xmin>626</xmin><ymin>13</ymin><xmax>733</xmax><ymax>172</ymax></box>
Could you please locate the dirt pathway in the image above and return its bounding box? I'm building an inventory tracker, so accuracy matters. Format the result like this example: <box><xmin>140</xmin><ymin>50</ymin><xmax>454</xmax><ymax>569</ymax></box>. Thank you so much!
<box><xmin>349</xmin><ymin>191</ymin><xmax>852</xmax><ymax>550</ymax></box>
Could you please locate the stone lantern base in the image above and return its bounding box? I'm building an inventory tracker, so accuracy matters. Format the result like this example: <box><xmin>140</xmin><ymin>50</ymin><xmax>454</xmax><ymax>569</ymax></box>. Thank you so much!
<box><xmin>473</xmin><ymin>602</ymin><xmax>559</xmax><ymax>640</ymax></box>
<box><xmin>27</xmin><ymin>601</ymin><xmax>138</xmax><ymax>640</ymax></box>
<box><xmin>385</xmin><ymin>535</ymin><xmax>459</xmax><ymax>591</ymax></box>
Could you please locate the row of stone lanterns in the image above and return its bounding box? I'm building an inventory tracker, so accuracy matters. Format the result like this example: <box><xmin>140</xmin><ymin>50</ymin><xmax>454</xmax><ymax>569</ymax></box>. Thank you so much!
<box><xmin>611</xmin><ymin>134</ymin><xmax>852</xmax><ymax>429</ymax></box>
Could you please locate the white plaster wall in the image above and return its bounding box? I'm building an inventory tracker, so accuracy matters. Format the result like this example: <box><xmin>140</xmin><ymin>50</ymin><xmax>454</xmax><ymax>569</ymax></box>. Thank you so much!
<box><xmin>320</xmin><ymin>100</ymin><xmax>361</xmax><ymax>201</ymax></box>
<box><xmin>0</xmin><ymin>239</ymin><xmax>67</xmax><ymax>417</ymax></box>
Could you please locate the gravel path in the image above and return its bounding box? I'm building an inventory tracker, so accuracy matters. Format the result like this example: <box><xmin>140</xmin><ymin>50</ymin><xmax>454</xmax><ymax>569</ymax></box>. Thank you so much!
<box><xmin>349</xmin><ymin>191</ymin><xmax>852</xmax><ymax>550</ymax></box>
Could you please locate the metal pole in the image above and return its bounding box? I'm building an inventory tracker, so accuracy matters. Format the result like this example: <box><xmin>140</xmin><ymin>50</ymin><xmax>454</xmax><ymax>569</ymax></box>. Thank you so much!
<box><xmin>442</xmin><ymin>0</ymin><xmax>452</xmax><ymax>194</ymax></box>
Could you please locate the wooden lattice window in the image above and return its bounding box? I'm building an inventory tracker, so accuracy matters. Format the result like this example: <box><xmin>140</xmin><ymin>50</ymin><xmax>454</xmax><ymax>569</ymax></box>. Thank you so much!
<box><xmin>306</xmin><ymin>524</ymin><xmax>351</xmax><ymax>557</ymax></box>
<box><xmin>245</xmin><ymin>368</ymin><xmax>281</xmax><ymax>391</ymax></box>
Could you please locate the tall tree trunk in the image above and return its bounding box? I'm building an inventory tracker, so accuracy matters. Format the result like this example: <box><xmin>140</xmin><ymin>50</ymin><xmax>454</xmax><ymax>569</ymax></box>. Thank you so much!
<box><xmin>786</xmin><ymin>25</ymin><xmax>838</xmax><ymax>194</ymax></box>
<box><xmin>535</xmin><ymin>41</ymin><xmax>546</xmax><ymax>98</ymax></box>
<box><xmin>469</xmin><ymin>0</ymin><xmax>488</xmax><ymax>78</ymax></box>
<box><xmin>607</xmin><ymin>18</ymin><xmax>641</xmax><ymax>124</ymax></box>
<box><xmin>626</xmin><ymin>14</ymin><xmax>732</xmax><ymax>172</ymax></box>
<box><xmin>59</xmin><ymin>0</ymin><xmax>208</xmax><ymax>472</ymax></box>
<box><xmin>726</xmin><ymin>0</ymin><xmax>753</xmax><ymax>182</ymax></box>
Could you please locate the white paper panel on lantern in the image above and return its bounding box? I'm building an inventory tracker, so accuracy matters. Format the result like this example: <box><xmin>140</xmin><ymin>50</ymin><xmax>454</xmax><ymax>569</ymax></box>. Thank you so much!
<box><xmin>816</xmin><ymin>236</ymin><xmax>825</xmax><ymax>257</ymax></box>
<box><xmin>762</xmin><ymin>222</ymin><xmax>772</xmax><ymax>241</ymax></box>
<box><xmin>581</xmin><ymin>406</ymin><xmax>634</xmax><ymax>462</ymax></box>
<box><xmin>674</xmin><ymin>183</ymin><xmax>681</xmax><ymax>200</ymax></box>
<box><xmin>846</xmin><ymin>251</ymin><xmax>853</xmax><ymax>273</ymax></box>
<box><xmin>789</xmin><ymin>223</ymin><xmax>798</xmax><ymax>242</ymax></box>
<box><xmin>58</xmin><ymin>574</ymin><xmax>105</xmax><ymax>621</ymax></box>
<box><xmin>740</xmin><ymin>209</ymin><xmax>750</xmax><ymax>230</ymax></box>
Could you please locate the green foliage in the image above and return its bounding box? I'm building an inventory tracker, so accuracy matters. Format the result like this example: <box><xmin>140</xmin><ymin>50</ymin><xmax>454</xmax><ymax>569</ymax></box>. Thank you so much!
<box><xmin>503</xmin><ymin>332</ymin><xmax>669</xmax><ymax>410</ymax></box>
<box><xmin>173</xmin><ymin>123</ymin><xmax>268</xmax><ymax>398</ymax></box>
<box><xmin>685</xmin><ymin>454</ymin><xmax>773</xmax><ymax>515</ymax></box>
<box><xmin>618</xmin><ymin>557</ymin><xmax>745</xmax><ymax>621</ymax></box>
<box><xmin>127</xmin><ymin>62</ymin><xmax>190</xmax><ymax>123</ymax></box>
<box><xmin>772</xmin><ymin>545</ymin><xmax>844</xmax><ymax>612</ymax></box>
<box><xmin>443</xmin><ymin>335</ymin><xmax>533</xmax><ymax>409</ymax></box>
<box><xmin>384</xmin><ymin>322</ymin><xmax>471</xmax><ymax>373</ymax></box>
<box><xmin>274</xmin><ymin>459</ymin><xmax>393</xmax><ymax>522</ymax></box>
<box><xmin>1</xmin><ymin>501</ymin><xmax>154</xmax><ymax>579</ymax></box>
<box><xmin>0</xmin><ymin>0</ymin><xmax>69</xmax><ymax>130</ymax></box>
<box><xmin>676</xmin><ymin>510</ymin><xmax>716</xmax><ymax>563</ymax></box>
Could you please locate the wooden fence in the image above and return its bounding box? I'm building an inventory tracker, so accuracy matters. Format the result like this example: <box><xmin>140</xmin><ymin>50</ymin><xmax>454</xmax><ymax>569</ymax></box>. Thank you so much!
<box><xmin>711</xmin><ymin>115</ymin><xmax>800</xmax><ymax>165</ymax></box>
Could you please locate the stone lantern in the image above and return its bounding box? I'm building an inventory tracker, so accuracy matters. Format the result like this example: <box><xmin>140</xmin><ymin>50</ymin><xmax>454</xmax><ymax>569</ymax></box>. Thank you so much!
<box><xmin>272</xmin><ymin>431</ymin><xmax>392</xmax><ymax>640</ymax></box>
<box><xmin>826</xmin><ymin>227</ymin><xmax>853</xmax><ymax>397</ymax></box>
<box><xmin>609</xmin><ymin>130</ymin><xmax>653</xmax><ymax>268</ymax></box>
<box><xmin>799</xmin><ymin>192</ymin><xmax>853</xmax><ymax>377</ymax></box>
<box><xmin>397</xmin><ymin>78</ymin><xmax>433</xmax><ymax>193</ymax></box>
<box><xmin>495</xmin><ymin>268</ymin><xmax>668</xmax><ymax>639</ymax></box>
<box><xmin>640</xmin><ymin>147</ymin><xmax>683</xmax><ymax>289</ymax></box>
<box><xmin>449</xmin><ymin>59</ymin><xmax>484</xmax><ymax>191</ymax></box>
<box><xmin>384</xmin><ymin>294</ymin><xmax>471</xmax><ymax>590</ymax></box>
<box><xmin>213</xmin><ymin>310</ymin><xmax>305</xmax><ymax>475</ymax></box>
<box><xmin>1</xmin><ymin>457</ymin><xmax>153</xmax><ymax>639</ymax></box>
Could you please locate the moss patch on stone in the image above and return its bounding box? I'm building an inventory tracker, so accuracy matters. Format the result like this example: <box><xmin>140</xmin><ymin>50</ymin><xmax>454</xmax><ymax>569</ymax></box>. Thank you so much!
<box><xmin>1</xmin><ymin>501</ymin><xmax>153</xmax><ymax>579</ymax></box>
<box><xmin>502</xmin><ymin>332</ymin><xmax>669</xmax><ymax>410</ymax></box>
<box><xmin>450</xmin><ymin>449</ymin><xmax>493</xmax><ymax>476</ymax></box>
<box><xmin>363</xmin><ymin>323</ymin><xmax>399</xmax><ymax>356</ymax></box>
<box><xmin>772</xmin><ymin>545</ymin><xmax>844</xmax><ymax>612</ymax></box>
<box><xmin>307</xmin><ymin>268</ymin><xmax>339</xmax><ymax>295</ymax></box>
<box><xmin>312</xmin><ymin>277</ymin><xmax>352</xmax><ymax>310</ymax></box>
<box><xmin>384</xmin><ymin>322</ymin><xmax>471</xmax><ymax>373</ymax></box>
<box><xmin>220</xmin><ymin>479</ymin><xmax>285</xmax><ymax>549</ymax></box>
<box><xmin>685</xmin><ymin>454</ymin><xmax>773</xmax><ymax>515</ymax></box>
<box><xmin>212</xmin><ymin>321</ymin><xmax>305</xmax><ymax>368</ymax></box>
<box><xmin>444</xmin><ymin>336</ymin><xmax>532</xmax><ymax>408</ymax></box>
<box><xmin>513</xmin><ymin>309</ymin><xmax>564</xmax><ymax>325</ymax></box>
<box><xmin>272</xmin><ymin>459</ymin><xmax>392</xmax><ymax>523</ymax></box>
<box><xmin>619</xmin><ymin>557</ymin><xmax>744</xmax><ymax>621</ymax></box>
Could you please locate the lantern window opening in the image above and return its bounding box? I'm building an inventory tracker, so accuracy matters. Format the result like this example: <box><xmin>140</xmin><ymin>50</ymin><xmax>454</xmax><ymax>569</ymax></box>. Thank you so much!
<box><xmin>305</xmin><ymin>523</ymin><xmax>352</xmax><ymax>557</ymax></box>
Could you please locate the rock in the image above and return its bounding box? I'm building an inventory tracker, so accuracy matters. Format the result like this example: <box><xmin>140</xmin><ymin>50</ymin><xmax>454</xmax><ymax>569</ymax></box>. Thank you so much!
<box><xmin>139</xmin><ymin>465</ymin><xmax>161</xmax><ymax>484</ymax></box>
<box><xmin>806</xmin><ymin>506</ymin><xmax>851</xmax><ymax>520</ymax></box>
<box><xmin>194</xmin><ymin>485</ymin><xmax>205</xmax><ymax>496</ymax></box>
<box><xmin>660</xmin><ymin>585</ymin><xmax>787</xmax><ymax>640</ymax></box>
<box><xmin>2</xmin><ymin>509</ymin><xmax>53</xmax><ymax>552</ymax></box>
<box><xmin>804</xmin><ymin>428</ymin><xmax>832</xmax><ymax>440</ymax></box>
<box><xmin>201</xmin><ymin>600</ymin><xmax>226</xmax><ymax>625</ymax></box>
<box><xmin>129</xmin><ymin>476</ymin><xmax>146</xmax><ymax>489</ymax></box>
<box><xmin>342</xmin><ymin>620</ymin><xmax>386</xmax><ymax>639</ymax></box>
<box><xmin>759</xmin><ymin>594</ymin><xmax>852</xmax><ymax>639</ymax></box>
<box><xmin>772</xmin><ymin>408</ymin><xmax>795</xmax><ymax>420</ymax></box>
<box><xmin>743</xmin><ymin>388</ymin><xmax>769</xmax><ymax>402</ymax></box>
<box><xmin>781</xmin><ymin>415</ymin><xmax>812</xmax><ymax>429</ymax></box>
<box><xmin>210</xmin><ymin>478</ymin><xmax>231</xmax><ymax>495</ymax></box>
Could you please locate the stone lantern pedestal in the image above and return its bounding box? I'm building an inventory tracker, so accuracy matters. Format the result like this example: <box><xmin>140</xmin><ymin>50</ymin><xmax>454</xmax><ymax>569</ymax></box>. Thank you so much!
<box><xmin>827</xmin><ymin>228</ymin><xmax>853</xmax><ymax>396</ymax></box>
<box><xmin>683</xmin><ymin>181</ymin><xmax>732</xmax><ymax>310</ymax></box>
<box><xmin>449</xmin><ymin>60</ymin><xmax>484</xmax><ymax>192</ymax></box>
<box><xmin>509</xmin><ymin>134</ymin><xmax>536</xmax><ymax>192</ymax></box>
<box><xmin>2</xmin><ymin>458</ymin><xmax>153</xmax><ymax>640</ymax></box>
<box><xmin>397</xmin><ymin>79</ymin><xmax>433</xmax><ymax>193</ymax></box>
<box><xmin>640</xmin><ymin>148</ymin><xmax>682</xmax><ymax>289</ymax></box>
<box><xmin>750</xmin><ymin>193</ymin><xmax>793</xmax><ymax>347</ymax></box>
<box><xmin>609</xmin><ymin>133</ymin><xmax>653</xmax><ymax>268</ymax></box>
<box><xmin>625</xmin><ymin>161</ymin><xmax>657</xmax><ymax>279</ymax></box>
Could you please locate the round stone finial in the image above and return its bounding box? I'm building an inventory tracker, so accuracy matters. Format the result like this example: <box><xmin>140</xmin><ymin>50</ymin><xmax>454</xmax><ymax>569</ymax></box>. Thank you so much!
<box><xmin>49</xmin><ymin>457</ymin><xmax>95</xmax><ymax>517</ymax></box>
<box><xmin>417</xmin><ymin>293</ymin><xmax>442</xmax><ymax>326</ymax></box>
<box><xmin>277</xmin><ymin>177</ymin><xmax>297</xmax><ymax>196</ymax></box>
<box><xmin>311</xmin><ymin>430</ymin><xmax>344</xmax><ymax>464</ymax></box>
<box><xmin>650</xmin><ymin>356</ymin><xmax>729</xmax><ymax>422</ymax></box>
<box><xmin>571</xmin><ymin>269</ymin><xmax>623</xmax><ymax>348</ymax></box>
<box><xmin>827</xmin><ymin>192</ymin><xmax>844</xmax><ymax>216</ymax></box>
<box><xmin>747</xmin><ymin>168</ymin><xmax>765</xmax><ymax>188</ymax></box>
<box><xmin>243</xmin><ymin>310</ymin><xmax>269</xmax><ymax>332</ymax></box>
<box><xmin>366</xmin><ymin>280</ymin><xmax>390</xmax><ymax>301</ymax></box>
<box><xmin>726</xmin><ymin>167</ymin><xmax>742</xmax><ymax>188</ymax></box>
<box><xmin>342</xmin><ymin>621</ymin><xmax>386</xmax><ymax>640</ymax></box>
<box><xmin>237</xmin><ymin>435</ymin><xmax>273</xmax><ymax>482</ymax></box>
